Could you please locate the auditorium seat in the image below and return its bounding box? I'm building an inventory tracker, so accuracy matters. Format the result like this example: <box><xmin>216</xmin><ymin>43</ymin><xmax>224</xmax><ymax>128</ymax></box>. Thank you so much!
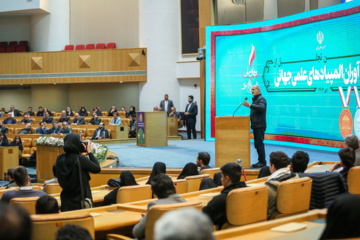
<box><xmin>31</xmin><ymin>212</ymin><xmax>95</xmax><ymax>240</ymax></box>
<box><xmin>7</xmin><ymin>138</ymin><xmax>13</xmax><ymax>143</ymax></box>
<box><xmin>19</xmin><ymin>40</ymin><xmax>28</xmax><ymax>47</ymax></box>
<box><xmin>347</xmin><ymin>166</ymin><xmax>360</xmax><ymax>195</ymax></box>
<box><xmin>21</xmin><ymin>138</ymin><xmax>33</xmax><ymax>159</ymax></box>
<box><xmin>96</xmin><ymin>43</ymin><xmax>106</xmax><ymax>49</ymax></box>
<box><xmin>102</xmin><ymin>118</ymin><xmax>111</xmax><ymax>125</ymax></box>
<box><xmin>53</xmin><ymin>116</ymin><xmax>59</xmax><ymax>122</ymax></box>
<box><xmin>185</xmin><ymin>174</ymin><xmax>210</xmax><ymax>192</ymax></box>
<box><xmin>201</xmin><ymin>168</ymin><xmax>221</xmax><ymax>179</ymax></box>
<box><xmin>32</xmin><ymin>138</ymin><xmax>38</xmax><ymax>146</ymax></box>
<box><xmin>106</xmin><ymin>42</ymin><xmax>116</xmax><ymax>49</ymax></box>
<box><xmin>87</xmin><ymin>128</ymin><xmax>96</xmax><ymax>138</ymax></box>
<box><xmin>64</xmin><ymin>45</ymin><xmax>74</xmax><ymax>51</ymax></box>
<box><xmin>102</xmin><ymin>111</ymin><xmax>108</xmax><ymax>116</ymax></box>
<box><xmin>118</xmin><ymin>111</ymin><xmax>126</xmax><ymax>118</ymax></box>
<box><xmin>6</xmin><ymin>47</ymin><xmax>16</xmax><ymax>53</ymax></box>
<box><xmin>8</xmin><ymin>41</ymin><xmax>18</xmax><ymax>47</ymax></box>
<box><xmin>116</xmin><ymin>185</ymin><xmax>152</xmax><ymax>203</ymax></box>
<box><xmin>10</xmin><ymin>196</ymin><xmax>40</xmax><ymax>215</ymax></box>
<box><xmin>72</xmin><ymin>128</ymin><xmax>80</xmax><ymax>135</ymax></box>
<box><xmin>16</xmin><ymin>46</ymin><xmax>26</xmax><ymax>52</ymax></box>
<box><xmin>0</xmin><ymin>47</ymin><xmax>5</xmax><ymax>53</ymax></box>
<box><xmin>172</xmin><ymin>179</ymin><xmax>188</xmax><ymax>194</ymax></box>
<box><xmin>31</xmin><ymin>147</ymin><xmax>37</xmax><ymax>154</ymax></box>
<box><xmin>75</xmin><ymin>44</ymin><xmax>85</xmax><ymax>50</ymax></box>
<box><xmin>0</xmin><ymin>41</ymin><xmax>7</xmax><ymax>48</ymax></box>
<box><xmin>107</xmin><ymin>234</ymin><xmax>132</xmax><ymax>240</ymax></box>
<box><xmin>86</xmin><ymin>44</ymin><xmax>95</xmax><ymax>50</ymax></box>
<box><xmin>222</xmin><ymin>185</ymin><xmax>268</xmax><ymax>229</ymax></box>
<box><xmin>44</xmin><ymin>183</ymin><xmax>62</xmax><ymax>194</ymax></box>
<box><xmin>55</xmin><ymin>112</ymin><xmax>62</xmax><ymax>116</ymax></box>
<box><xmin>122</xmin><ymin>119</ymin><xmax>130</xmax><ymax>126</ymax></box>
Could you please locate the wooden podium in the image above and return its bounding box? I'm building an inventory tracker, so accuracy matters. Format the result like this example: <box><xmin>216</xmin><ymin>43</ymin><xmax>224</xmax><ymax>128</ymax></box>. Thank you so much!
<box><xmin>37</xmin><ymin>145</ymin><xmax>64</xmax><ymax>182</ymax></box>
<box><xmin>167</xmin><ymin>117</ymin><xmax>179</xmax><ymax>137</ymax></box>
<box><xmin>215</xmin><ymin>116</ymin><xmax>250</xmax><ymax>168</ymax></box>
<box><xmin>0</xmin><ymin>147</ymin><xmax>19</xmax><ymax>180</ymax></box>
<box><xmin>137</xmin><ymin>112</ymin><xmax>168</xmax><ymax>147</ymax></box>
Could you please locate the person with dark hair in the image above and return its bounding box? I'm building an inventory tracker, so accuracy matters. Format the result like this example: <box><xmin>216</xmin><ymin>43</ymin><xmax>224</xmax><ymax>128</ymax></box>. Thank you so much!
<box><xmin>25</xmin><ymin>107</ymin><xmax>35</xmax><ymax>117</ymax></box>
<box><xmin>36</xmin><ymin>195</ymin><xmax>59</xmax><ymax>214</ymax></box>
<box><xmin>202</xmin><ymin>162</ymin><xmax>246</xmax><ymax>228</ymax></box>
<box><xmin>49</xmin><ymin>122</ymin><xmax>61</xmax><ymax>135</ymax></box>
<box><xmin>177</xmin><ymin>162</ymin><xmax>199</xmax><ymax>179</ymax></box>
<box><xmin>44</xmin><ymin>108</ymin><xmax>53</xmax><ymax>116</ymax></box>
<box><xmin>0</xmin><ymin>120</ymin><xmax>8</xmax><ymax>134</ymax></box>
<box><xmin>78</xmin><ymin>107</ymin><xmax>88</xmax><ymax>117</ymax></box>
<box><xmin>290</xmin><ymin>151</ymin><xmax>309</xmax><ymax>173</ymax></box>
<box><xmin>66</xmin><ymin>107</ymin><xmax>74</xmax><ymax>116</ymax></box>
<box><xmin>4</xmin><ymin>168</ymin><xmax>15</xmax><ymax>188</ymax></box>
<box><xmin>58</xmin><ymin>122</ymin><xmax>72</xmax><ymax>135</ymax></box>
<box><xmin>88</xmin><ymin>113</ymin><xmax>101</xmax><ymax>125</ymax></box>
<box><xmin>344</xmin><ymin>134</ymin><xmax>360</xmax><ymax>166</ymax></box>
<box><xmin>184</xmin><ymin>95</ymin><xmax>198</xmax><ymax>139</ymax></box>
<box><xmin>35</xmin><ymin>122</ymin><xmax>49</xmax><ymax>134</ymax></box>
<box><xmin>42</xmin><ymin>111</ymin><xmax>54</xmax><ymax>124</ymax></box>
<box><xmin>197</xmin><ymin>152</ymin><xmax>211</xmax><ymax>173</ymax></box>
<box><xmin>132</xmin><ymin>174</ymin><xmax>186</xmax><ymax>239</ymax></box>
<box><xmin>330</xmin><ymin>147</ymin><xmax>355</xmax><ymax>180</ymax></box>
<box><xmin>19</xmin><ymin>113</ymin><xmax>32</xmax><ymax>125</ymax></box>
<box><xmin>18</xmin><ymin>123</ymin><xmax>33</xmax><ymax>134</ymax></box>
<box><xmin>320</xmin><ymin>194</ymin><xmax>360</xmax><ymax>239</ymax></box>
<box><xmin>56</xmin><ymin>224</ymin><xmax>92</xmax><ymax>240</ymax></box>
<box><xmin>36</xmin><ymin>106</ymin><xmax>44</xmax><ymax>117</ymax></box>
<box><xmin>56</xmin><ymin>134</ymin><xmax>101</xmax><ymax>211</ymax></box>
<box><xmin>168</xmin><ymin>107</ymin><xmax>182</xmax><ymax>126</ymax></box>
<box><xmin>1</xmin><ymin>166</ymin><xmax>46</xmax><ymax>203</ymax></box>
<box><xmin>0</xmin><ymin>132</ymin><xmax>9</xmax><ymax>147</ymax></box>
<box><xmin>160</xmin><ymin>94</ymin><xmax>174</xmax><ymax>116</ymax></box>
<box><xmin>90</xmin><ymin>123</ymin><xmax>109</xmax><ymax>140</ymax></box>
<box><xmin>128</xmin><ymin>106</ymin><xmax>136</xmax><ymax>118</ymax></box>
<box><xmin>102</xmin><ymin>171</ymin><xmax>138</xmax><ymax>206</ymax></box>
<box><xmin>8</xmin><ymin>105</ymin><xmax>22</xmax><ymax>117</ymax></box>
<box><xmin>0</xmin><ymin>202</ymin><xmax>32</xmax><ymax>240</ymax></box>
<box><xmin>109</xmin><ymin>112</ymin><xmax>122</xmax><ymax>125</ymax></box>
<box><xmin>146</xmin><ymin>162</ymin><xmax>166</xmax><ymax>184</ymax></box>
<box><xmin>129</xmin><ymin>115</ymin><xmax>137</xmax><ymax>138</ymax></box>
<box><xmin>71</xmin><ymin>113</ymin><xmax>85</xmax><ymax>125</ymax></box>
<box><xmin>9</xmin><ymin>136</ymin><xmax>23</xmax><ymax>151</ymax></box>
<box><xmin>57</xmin><ymin>111</ymin><xmax>70</xmax><ymax>124</ymax></box>
<box><xmin>265</xmin><ymin>151</ymin><xmax>297</xmax><ymax>218</ymax></box>
<box><xmin>108</xmin><ymin>106</ymin><xmax>117</xmax><ymax>117</ymax></box>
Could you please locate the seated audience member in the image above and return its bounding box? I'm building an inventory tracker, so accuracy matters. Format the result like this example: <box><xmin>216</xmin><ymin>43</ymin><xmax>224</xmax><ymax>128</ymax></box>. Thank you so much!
<box><xmin>129</xmin><ymin>116</ymin><xmax>136</xmax><ymax>138</ymax></box>
<box><xmin>36</xmin><ymin>106</ymin><xmax>44</xmax><ymax>116</ymax></box>
<box><xmin>42</xmin><ymin>164</ymin><xmax>58</xmax><ymax>190</ymax></box>
<box><xmin>9</xmin><ymin>136</ymin><xmax>23</xmax><ymax>152</ymax></box>
<box><xmin>4</xmin><ymin>168</ymin><xmax>15</xmax><ymax>188</ymax></box>
<box><xmin>0</xmin><ymin>132</ymin><xmax>9</xmax><ymax>146</ymax></box>
<box><xmin>71</xmin><ymin>113</ymin><xmax>85</xmax><ymax>125</ymax></box>
<box><xmin>44</xmin><ymin>108</ymin><xmax>53</xmax><ymax>116</ymax></box>
<box><xmin>197</xmin><ymin>152</ymin><xmax>211</xmax><ymax>173</ymax></box>
<box><xmin>177</xmin><ymin>162</ymin><xmax>199</xmax><ymax>179</ymax></box>
<box><xmin>344</xmin><ymin>134</ymin><xmax>360</xmax><ymax>166</ymax></box>
<box><xmin>128</xmin><ymin>106</ymin><xmax>136</xmax><ymax>118</ymax></box>
<box><xmin>90</xmin><ymin>123</ymin><xmax>109</xmax><ymax>140</ymax></box>
<box><xmin>35</xmin><ymin>122</ymin><xmax>49</xmax><ymax>134</ymax></box>
<box><xmin>66</xmin><ymin>107</ymin><xmax>74</xmax><ymax>116</ymax></box>
<box><xmin>4</xmin><ymin>113</ymin><xmax>16</xmax><ymax>124</ymax></box>
<box><xmin>49</xmin><ymin>122</ymin><xmax>61</xmax><ymax>135</ymax></box>
<box><xmin>108</xmin><ymin>106</ymin><xmax>117</xmax><ymax>116</ymax></box>
<box><xmin>103</xmin><ymin>171</ymin><xmax>138</xmax><ymax>206</ymax></box>
<box><xmin>109</xmin><ymin>112</ymin><xmax>122</xmax><ymax>125</ymax></box>
<box><xmin>155</xmin><ymin>208</ymin><xmax>215</xmax><ymax>240</ymax></box>
<box><xmin>320</xmin><ymin>194</ymin><xmax>360</xmax><ymax>240</ymax></box>
<box><xmin>35</xmin><ymin>195</ymin><xmax>59</xmax><ymax>214</ymax></box>
<box><xmin>0</xmin><ymin>107</ymin><xmax>4</xmax><ymax>112</ymax></box>
<box><xmin>257</xmin><ymin>166</ymin><xmax>272</xmax><ymax>178</ymax></box>
<box><xmin>25</xmin><ymin>107</ymin><xmax>35</xmax><ymax>117</ymax></box>
<box><xmin>19</xmin><ymin>113</ymin><xmax>32</xmax><ymax>125</ymax></box>
<box><xmin>18</xmin><ymin>123</ymin><xmax>32</xmax><ymax>134</ymax></box>
<box><xmin>146</xmin><ymin>162</ymin><xmax>166</xmax><ymax>184</ymax></box>
<box><xmin>59</xmin><ymin>122</ymin><xmax>72</xmax><ymax>135</ymax></box>
<box><xmin>290</xmin><ymin>151</ymin><xmax>309</xmax><ymax>173</ymax></box>
<box><xmin>265</xmin><ymin>151</ymin><xmax>298</xmax><ymax>218</ymax></box>
<box><xmin>57</xmin><ymin>110</ymin><xmax>70</xmax><ymax>124</ymax></box>
<box><xmin>94</xmin><ymin>106</ymin><xmax>102</xmax><ymax>116</ymax></box>
<box><xmin>0</xmin><ymin>202</ymin><xmax>32</xmax><ymax>240</ymax></box>
<box><xmin>158</xmin><ymin>106</ymin><xmax>162</xmax><ymax>111</ymax></box>
<box><xmin>329</xmin><ymin>147</ymin><xmax>355</xmax><ymax>181</ymax></box>
<box><xmin>88</xmin><ymin>113</ymin><xmax>101</xmax><ymax>125</ymax></box>
<box><xmin>1</xmin><ymin>166</ymin><xmax>47</xmax><ymax>203</ymax></box>
<box><xmin>8</xmin><ymin>105</ymin><xmax>22</xmax><ymax>117</ymax></box>
<box><xmin>78</xmin><ymin>106</ymin><xmax>88</xmax><ymax>116</ymax></box>
<box><xmin>132</xmin><ymin>174</ymin><xmax>186</xmax><ymax>239</ymax></box>
<box><xmin>0</xmin><ymin>111</ymin><xmax>2</xmax><ymax>117</ymax></box>
<box><xmin>203</xmin><ymin>162</ymin><xmax>246</xmax><ymax>229</ymax></box>
<box><xmin>153</xmin><ymin>106</ymin><xmax>159</xmax><ymax>111</ymax></box>
<box><xmin>120</xmin><ymin>106</ymin><xmax>127</xmax><ymax>116</ymax></box>
<box><xmin>42</xmin><ymin>111</ymin><xmax>54</xmax><ymax>124</ymax></box>
<box><xmin>169</xmin><ymin>107</ymin><xmax>182</xmax><ymax>121</ymax></box>
<box><xmin>0</xmin><ymin>121</ymin><xmax>8</xmax><ymax>134</ymax></box>
<box><xmin>56</xmin><ymin>225</ymin><xmax>92</xmax><ymax>240</ymax></box>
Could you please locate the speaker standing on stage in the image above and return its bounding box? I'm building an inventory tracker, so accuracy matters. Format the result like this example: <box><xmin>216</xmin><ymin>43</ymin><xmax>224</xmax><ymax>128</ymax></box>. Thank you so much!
<box><xmin>242</xmin><ymin>85</ymin><xmax>267</xmax><ymax>168</ymax></box>
<box><xmin>185</xmin><ymin>95</ymin><xmax>198</xmax><ymax>139</ymax></box>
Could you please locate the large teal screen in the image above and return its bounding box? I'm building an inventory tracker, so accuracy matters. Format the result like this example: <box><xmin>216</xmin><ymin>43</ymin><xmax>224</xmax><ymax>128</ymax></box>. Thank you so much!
<box><xmin>205</xmin><ymin>2</ymin><xmax>360</xmax><ymax>147</ymax></box>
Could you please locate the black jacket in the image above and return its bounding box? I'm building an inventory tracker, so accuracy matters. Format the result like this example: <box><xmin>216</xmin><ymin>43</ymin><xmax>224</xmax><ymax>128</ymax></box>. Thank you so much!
<box><xmin>203</xmin><ymin>181</ymin><xmax>246</xmax><ymax>228</ymax></box>
<box><xmin>0</xmin><ymin>126</ymin><xmax>8</xmax><ymax>134</ymax></box>
<box><xmin>91</xmin><ymin>128</ymin><xmax>109</xmax><ymax>140</ymax></box>
<box><xmin>89</xmin><ymin>118</ymin><xmax>101</xmax><ymax>125</ymax></box>
<box><xmin>72</xmin><ymin>117</ymin><xmax>85</xmax><ymax>125</ymax></box>
<box><xmin>250</xmin><ymin>94</ymin><xmax>267</xmax><ymax>129</ymax></box>
<box><xmin>184</xmin><ymin>102</ymin><xmax>198</xmax><ymax>124</ymax></box>
<box><xmin>42</xmin><ymin>116</ymin><xmax>54</xmax><ymax>124</ymax></box>
<box><xmin>57</xmin><ymin>116</ymin><xmax>70</xmax><ymax>124</ymax></box>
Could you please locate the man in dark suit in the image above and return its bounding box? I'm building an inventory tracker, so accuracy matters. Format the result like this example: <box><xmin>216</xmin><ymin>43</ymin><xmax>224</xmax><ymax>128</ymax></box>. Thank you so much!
<box><xmin>58</xmin><ymin>122</ymin><xmax>72</xmax><ymax>135</ymax></box>
<box><xmin>88</xmin><ymin>113</ymin><xmax>101</xmax><ymax>125</ymax></box>
<box><xmin>18</xmin><ymin>123</ymin><xmax>33</xmax><ymax>134</ymax></box>
<box><xmin>42</xmin><ymin>112</ymin><xmax>54</xmax><ymax>124</ymax></box>
<box><xmin>71</xmin><ymin>113</ymin><xmax>85</xmax><ymax>125</ymax></box>
<box><xmin>57</xmin><ymin>111</ymin><xmax>70</xmax><ymax>124</ymax></box>
<box><xmin>0</xmin><ymin>121</ymin><xmax>8</xmax><ymax>134</ymax></box>
<box><xmin>25</xmin><ymin>107</ymin><xmax>35</xmax><ymax>116</ymax></box>
<box><xmin>91</xmin><ymin>123</ymin><xmax>109</xmax><ymax>140</ymax></box>
<box><xmin>49</xmin><ymin>122</ymin><xmax>61</xmax><ymax>135</ymax></box>
<box><xmin>3</xmin><ymin>113</ymin><xmax>16</xmax><ymax>124</ymax></box>
<box><xmin>159</xmin><ymin>94</ymin><xmax>174</xmax><ymax>116</ymax></box>
<box><xmin>242</xmin><ymin>84</ymin><xmax>267</xmax><ymax>168</ymax></box>
<box><xmin>36</xmin><ymin>106</ymin><xmax>44</xmax><ymax>117</ymax></box>
<box><xmin>19</xmin><ymin>114</ymin><xmax>32</xmax><ymax>125</ymax></box>
<box><xmin>184</xmin><ymin>95</ymin><xmax>198</xmax><ymax>139</ymax></box>
<box><xmin>8</xmin><ymin>105</ymin><xmax>22</xmax><ymax>117</ymax></box>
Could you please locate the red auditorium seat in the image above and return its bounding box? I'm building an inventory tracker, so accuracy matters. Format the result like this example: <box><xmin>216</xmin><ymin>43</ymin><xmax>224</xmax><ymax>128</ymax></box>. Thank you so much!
<box><xmin>19</xmin><ymin>41</ymin><xmax>29</xmax><ymax>47</ymax></box>
<box><xmin>86</xmin><ymin>44</ymin><xmax>95</xmax><ymax>50</ymax></box>
<box><xmin>9</xmin><ymin>41</ymin><xmax>18</xmax><ymax>47</ymax></box>
<box><xmin>6</xmin><ymin>47</ymin><xmax>16</xmax><ymax>52</ymax></box>
<box><xmin>16</xmin><ymin>46</ymin><xmax>26</xmax><ymax>52</ymax></box>
<box><xmin>106</xmin><ymin>42</ymin><xmax>116</xmax><ymax>49</ymax></box>
<box><xmin>0</xmin><ymin>47</ymin><xmax>5</xmax><ymax>53</ymax></box>
<box><xmin>0</xmin><ymin>42</ymin><xmax>8</xmax><ymax>48</ymax></box>
<box><xmin>64</xmin><ymin>45</ymin><xmax>74</xmax><ymax>51</ymax></box>
<box><xmin>75</xmin><ymin>44</ymin><xmax>85</xmax><ymax>50</ymax></box>
<box><xmin>95</xmin><ymin>43</ymin><xmax>105</xmax><ymax>49</ymax></box>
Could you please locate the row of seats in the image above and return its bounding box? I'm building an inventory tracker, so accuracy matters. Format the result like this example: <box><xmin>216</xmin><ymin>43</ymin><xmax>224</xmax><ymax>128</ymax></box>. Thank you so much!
<box><xmin>0</xmin><ymin>40</ymin><xmax>29</xmax><ymax>53</ymax></box>
<box><xmin>64</xmin><ymin>42</ymin><xmax>116</xmax><ymax>51</ymax></box>
<box><xmin>3</xmin><ymin>116</ymin><xmax>130</xmax><ymax>125</ymax></box>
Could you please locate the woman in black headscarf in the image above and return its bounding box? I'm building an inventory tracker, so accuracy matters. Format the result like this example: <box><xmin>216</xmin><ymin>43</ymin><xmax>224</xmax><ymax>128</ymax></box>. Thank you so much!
<box><xmin>78</xmin><ymin>107</ymin><xmax>88</xmax><ymax>116</ymax></box>
<box><xmin>177</xmin><ymin>162</ymin><xmax>199</xmax><ymax>179</ymax></box>
<box><xmin>108</xmin><ymin>106</ymin><xmax>117</xmax><ymax>117</ymax></box>
<box><xmin>9</xmin><ymin>136</ymin><xmax>23</xmax><ymax>150</ymax></box>
<box><xmin>0</xmin><ymin>132</ymin><xmax>9</xmax><ymax>147</ymax></box>
<box><xmin>102</xmin><ymin>171</ymin><xmax>138</xmax><ymax>206</ymax></box>
<box><xmin>56</xmin><ymin>134</ymin><xmax>101</xmax><ymax>212</ymax></box>
<box><xmin>128</xmin><ymin>106</ymin><xmax>136</xmax><ymax>118</ymax></box>
<box><xmin>146</xmin><ymin>162</ymin><xmax>166</xmax><ymax>184</ymax></box>
<box><xmin>320</xmin><ymin>194</ymin><xmax>360</xmax><ymax>239</ymax></box>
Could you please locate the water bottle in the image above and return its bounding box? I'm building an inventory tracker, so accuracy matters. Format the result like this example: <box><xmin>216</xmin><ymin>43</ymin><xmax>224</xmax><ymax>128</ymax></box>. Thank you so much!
<box><xmin>80</xmin><ymin>130</ymin><xmax>83</xmax><ymax>139</ymax></box>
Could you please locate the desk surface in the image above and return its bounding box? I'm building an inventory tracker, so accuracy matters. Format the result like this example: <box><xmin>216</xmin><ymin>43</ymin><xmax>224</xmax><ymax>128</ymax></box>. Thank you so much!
<box><xmin>53</xmin><ymin>189</ymin><xmax>111</xmax><ymax>205</ymax></box>
<box><xmin>89</xmin><ymin>210</ymin><xmax>142</xmax><ymax>231</ymax></box>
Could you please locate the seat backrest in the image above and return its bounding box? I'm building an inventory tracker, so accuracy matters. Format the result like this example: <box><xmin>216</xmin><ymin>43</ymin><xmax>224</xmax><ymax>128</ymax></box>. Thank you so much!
<box><xmin>10</xmin><ymin>197</ymin><xmax>40</xmax><ymax>215</ymax></box>
<box><xmin>6</xmin><ymin>46</ymin><xmax>15</xmax><ymax>52</ymax></box>
<box><xmin>277</xmin><ymin>177</ymin><xmax>312</xmax><ymax>215</ymax></box>
<box><xmin>348</xmin><ymin>166</ymin><xmax>360</xmax><ymax>194</ymax></box>
<box><xmin>64</xmin><ymin>45</ymin><xmax>74</xmax><ymax>51</ymax></box>
<box><xmin>31</xmin><ymin>213</ymin><xmax>94</xmax><ymax>240</ymax></box>
<box><xmin>173</xmin><ymin>179</ymin><xmax>188</xmax><ymax>194</ymax></box>
<box><xmin>0</xmin><ymin>47</ymin><xmax>5</xmax><ymax>53</ymax></box>
<box><xmin>227</xmin><ymin>185</ymin><xmax>268</xmax><ymax>226</ymax></box>
<box><xmin>22</xmin><ymin>138</ymin><xmax>32</xmax><ymax>147</ymax></box>
<box><xmin>75</xmin><ymin>44</ymin><xmax>85</xmax><ymax>50</ymax></box>
<box><xmin>86</xmin><ymin>44</ymin><xmax>95</xmax><ymax>50</ymax></box>
<box><xmin>122</xmin><ymin>119</ymin><xmax>130</xmax><ymax>126</ymax></box>
<box><xmin>96</xmin><ymin>43</ymin><xmax>105</xmax><ymax>49</ymax></box>
<box><xmin>145</xmin><ymin>201</ymin><xmax>202</xmax><ymax>240</ymax></box>
<box><xmin>116</xmin><ymin>185</ymin><xmax>152</xmax><ymax>203</ymax></box>
<box><xmin>102</xmin><ymin>118</ymin><xmax>110</xmax><ymax>125</ymax></box>
<box><xmin>117</xmin><ymin>111</ymin><xmax>126</xmax><ymax>118</ymax></box>
<box><xmin>7</xmin><ymin>138</ymin><xmax>13</xmax><ymax>143</ymax></box>
<box><xmin>19</xmin><ymin>41</ymin><xmax>29</xmax><ymax>46</ymax></box>
<box><xmin>22</xmin><ymin>147</ymin><xmax>31</xmax><ymax>155</ymax></box>
<box><xmin>106</xmin><ymin>42</ymin><xmax>116</xmax><ymax>49</ymax></box>
<box><xmin>32</xmin><ymin>138</ymin><xmax>38</xmax><ymax>147</ymax></box>
<box><xmin>101</xmin><ymin>111</ymin><xmax>108</xmax><ymax>116</ymax></box>
<box><xmin>72</xmin><ymin>128</ymin><xmax>80</xmax><ymax>135</ymax></box>
<box><xmin>0</xmin><ymin>41</ymin><xmax>8</xmax><ymax>48</ymax></box>
<box><xmin>185</xmin><ymin>174</ymin><xmax>210</xmax><ymax>192</ymax></box>
<box><xmin>201</xmin><ymin>168</ymin><xmax>221</xmax><ymax>179</ymax></box>
<box><xmin>31</xmin><ymin>147</ymin><xmax>37</xmax><ymax>154</ymax></box>
<box><xmin>15</xmin><ymin>128</ymin><xmax>22</xmax><ymax>133</ymax></box>
<box><xmin>8</xmin><ymin>128</ymin><xmax>14</xmax><ymax>134</ymax></box>
<box><xmin>9</xmin><ymin>41</ymin><xmax>18</xmax><ymax>47</ymax></box>
<box><xmin>16</xmin><ymin>46</ymin><xmax>26</xmax><ymax>52</ymax></box>
<box><xmin>86</xmin><ymin>128</ymin><xmax>96</xmax><ymax>137</ymax></box>
<box><xmin>44</xmin><ymin>183</ymin><xmax>62</xmax><ymax>194</ymax></box>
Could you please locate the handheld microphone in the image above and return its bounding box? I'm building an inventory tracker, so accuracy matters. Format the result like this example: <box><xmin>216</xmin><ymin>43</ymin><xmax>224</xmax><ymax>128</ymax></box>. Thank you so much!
<box><xmin>232</xmin><ymin>97</ymin><xmax>248</xmax><ymax>117</ymax></box>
